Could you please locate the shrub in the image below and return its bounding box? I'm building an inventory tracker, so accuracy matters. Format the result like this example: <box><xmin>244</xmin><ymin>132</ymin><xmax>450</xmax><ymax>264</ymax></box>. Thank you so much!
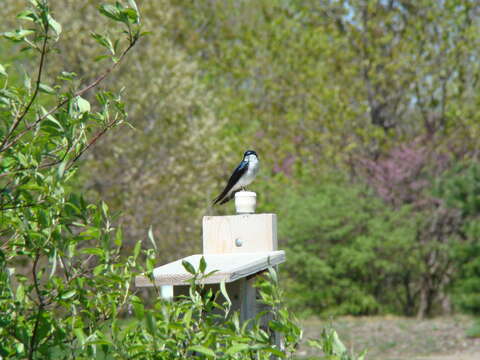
<box><xmin>279</xmin><ymin>180</ymin><xmax>420</xmax><ymax>316</ymax></box>
<box><xmin>435</xmin><ymin>163</ymin><xmax>480</xmax><ymax>315</ymax></box>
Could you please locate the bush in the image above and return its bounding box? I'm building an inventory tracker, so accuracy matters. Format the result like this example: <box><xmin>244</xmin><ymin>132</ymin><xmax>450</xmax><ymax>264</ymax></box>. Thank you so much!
<box><xmin>279</xmin><ymin>180</ymin><xmax>422</xmax><ymax>316</ymax></box>
<box><xmin>0</xmin><ymin>1</ymin><xmax>143</xmax><ymax>357</ymax></box>
<box><xmin>436</xmin><ymin>163</ymin><xmax>480</xmax><ymax>315</ymax></box>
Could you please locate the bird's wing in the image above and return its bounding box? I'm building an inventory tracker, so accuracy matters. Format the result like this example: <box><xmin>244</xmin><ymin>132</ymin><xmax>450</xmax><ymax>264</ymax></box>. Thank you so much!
<box><xmin>218</xmin><ymin>189</ymin><xmax>240</xmax><ymax>205</ymax></box>
<box><xmin>213</xmin><ymin>160</ymin><xmax>248</xmax><ymax>205</ymax></box>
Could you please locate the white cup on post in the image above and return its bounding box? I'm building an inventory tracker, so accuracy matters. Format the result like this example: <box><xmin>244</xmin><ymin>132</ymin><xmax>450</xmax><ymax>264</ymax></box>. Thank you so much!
<box><xmin>235</xmin><ymin>191</ymin><xmax>256</xmax><ymax>214</ymax></box>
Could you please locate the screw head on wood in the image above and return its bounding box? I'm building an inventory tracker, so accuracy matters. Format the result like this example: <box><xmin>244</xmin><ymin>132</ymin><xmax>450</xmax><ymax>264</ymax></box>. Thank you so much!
<box><xmin>235</xmin><ymin>238</ymin><xmax>243</xmax><ymax>247</ymax></box>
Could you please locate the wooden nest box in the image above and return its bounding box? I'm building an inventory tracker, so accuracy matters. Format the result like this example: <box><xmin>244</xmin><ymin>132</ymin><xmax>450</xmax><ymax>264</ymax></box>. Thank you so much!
<box><xmin>135</xmin><ymin>208</ymin><xmax>285</xmax><ymax>323</ymax></box>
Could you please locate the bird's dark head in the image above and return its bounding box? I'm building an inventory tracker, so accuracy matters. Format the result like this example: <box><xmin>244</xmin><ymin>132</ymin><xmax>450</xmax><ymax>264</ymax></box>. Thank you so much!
<box><xmin>244</xmin><ymin>150</ymin><xmax>258</xmax><ymax>159</ymax></box>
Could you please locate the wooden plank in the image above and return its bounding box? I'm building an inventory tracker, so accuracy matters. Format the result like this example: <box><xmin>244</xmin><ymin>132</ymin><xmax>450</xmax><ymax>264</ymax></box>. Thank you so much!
<box><xmin>135</xmin><ymin>251</ymin><xmax>285</xmax><ymax>287</ymax></box>
<box><xmin>203</xmin><ymin>213</ymin><xmax>277</xmax><ymax>254</ymax></box>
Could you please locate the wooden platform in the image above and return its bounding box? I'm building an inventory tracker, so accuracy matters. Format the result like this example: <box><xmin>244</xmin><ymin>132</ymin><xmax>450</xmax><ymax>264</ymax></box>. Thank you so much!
<box><xmin>135</xmin><ymin>250</ymin><xmax>285</xmax><ymax>287</ymax></box>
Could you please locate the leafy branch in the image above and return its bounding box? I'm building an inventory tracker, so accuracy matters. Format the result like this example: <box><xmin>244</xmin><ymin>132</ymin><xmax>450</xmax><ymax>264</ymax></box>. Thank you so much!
<box><xmin>0</xmin><ymin>15</ymin><xmax>50</xmax><ymax>151</ymax></box>
<box><xmin>0</xmin><ymin>27</ymin><xmax>140</xmax><ymax>155</ymax></box>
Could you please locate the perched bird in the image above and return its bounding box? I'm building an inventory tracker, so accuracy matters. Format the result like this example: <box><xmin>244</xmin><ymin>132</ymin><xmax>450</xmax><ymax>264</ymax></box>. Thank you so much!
<box><xmin>213</xmin><ymin>150</ymin><xmax>259</xmax><ymax>205</ymax></box>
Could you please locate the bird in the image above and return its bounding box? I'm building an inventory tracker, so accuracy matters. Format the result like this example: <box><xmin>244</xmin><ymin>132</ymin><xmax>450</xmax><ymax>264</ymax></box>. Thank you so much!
<box><xmin>213</xmin><ymin>150</ymin><xmax>259</xmax><ymax>205</ymax></box>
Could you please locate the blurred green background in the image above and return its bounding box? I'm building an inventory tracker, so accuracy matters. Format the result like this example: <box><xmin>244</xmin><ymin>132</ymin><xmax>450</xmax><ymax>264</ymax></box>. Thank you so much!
<box><xmin>3</xmin><ymin>0</ymin><xmax>480</xmax><ymax>320</ymax></box>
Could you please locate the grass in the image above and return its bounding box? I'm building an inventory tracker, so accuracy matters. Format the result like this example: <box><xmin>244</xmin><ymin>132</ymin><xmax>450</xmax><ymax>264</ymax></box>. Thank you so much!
<box><xmin>465</xmin><ymin>319</ymin><xmax>480</xmax><ymax>338</ymax></box>
<box><xmin>297</xmin><ymin>315</ymin><xmax>480</xmax><ymax>360</ymax></box>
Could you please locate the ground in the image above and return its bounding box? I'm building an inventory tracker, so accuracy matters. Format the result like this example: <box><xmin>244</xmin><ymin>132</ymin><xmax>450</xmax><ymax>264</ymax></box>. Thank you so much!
<box><xmin>297</xmin><ymin>315</ymin><xmax>480</xmax><ymax>360</ymax></box>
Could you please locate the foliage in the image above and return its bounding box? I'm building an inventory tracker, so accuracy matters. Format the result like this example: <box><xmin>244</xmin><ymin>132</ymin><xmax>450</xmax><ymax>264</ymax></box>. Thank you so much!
<box><xmin>0</xmin><ymin>3</ymin><xmax>362</xmax><ymax>359</ymax></box>
<box><xmin>308</xmin><ymin>327</ymin><xmax>367</xmax><ymax>360</ymax></box>
<box><xmin>356</xmin><ymin>139</ymin><xmax>465</xmax><ymax>318</ymax></box>
<box><xmin>107</xmin><ymin>264</ymin><xmax>302</xmax><ymax>359</ymax></box>
<box><xmin>279</xmin><ymin>180</ymin><xmax>422</xmax><ymax>316</ymax></box>
<box><xmin>168</xmin><ymin>0</ymin><xmax>480</xmax><ymax>160</ymax></box>
<box><xmin>435</xmin><ymin>163</ymin><xmax>480</xmax><ymax>315</ymax></box>
<box><xmin>0</xmin><ymin>0</ymin><xmax>143</xmax><ymax>357</ymax></box>
<box><xmin>279</xmin><ymin>158</ymin><xmax>480</xmax><ymax>318</ymax></box>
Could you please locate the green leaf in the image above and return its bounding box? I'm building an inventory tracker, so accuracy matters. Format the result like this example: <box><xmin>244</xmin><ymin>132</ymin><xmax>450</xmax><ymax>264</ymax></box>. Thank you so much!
<box><xmin>331</xmin><ymin>330</ymin><xmax>347</xmax><ymax>355</ymax></box>
<box><xmin>16</xmin><ymin>284</ymin><xmax>25</xmax><ymax>302</ymax></box>
<box><xmin>183</xmin><ymin>308</ymin><xmax>192</xmax><ymax>327</ymax></box>
<box><xmin>133</xmin><ymin>240</ymin><xmax>141</xmax><ymax>259</ymax></box>
<box><xmin>47</xmin><ymin>14</ymin><xmax>62</xmax><ymax>37</ymax></box>
<box><xmin>23</xmin><ymin>71</ymin><xmax>31</xmax><ymax>91</ymax></box>
<box><xmin>39</xmin><ymin>83</ymin><xmax>55</xmax><ymax>94</ymax></box>
<box><xmin>38</xmin><ymin>209</ymin><xmax>49</xmax><ymax>227</ymax></box>
<box><xmin>101</xmin><ymin>201</ymin><xmax>109</xmax><ymax>217</ymax></box>
<box><xmin>58</xmin><ymin>71</ymin><xmax>77</xmax><ymax>81</ymax></box>
<box><xmin>199</xmin><ymin>256</ymin><xmax>206</xmax><ymax>273</ymax></box>
<box><xmin>358</xmin><ymin>349</ymin><xmax>368</xmax><ymax>360</ymax></box>
<box><xmin>3</xmin><ymin>29</ymin><xmax>35</xmax><ymax>42</ymax></box>
<box><xmin>49</xmin><ymin>249</ymin><xmax>57</xmax><ymax>279</ymax></box>
<box><xmin>57</xmin><ymin>161</ymin><xmax>67</xmax><ymax>179</ymax></box>
<box><xmin>132</xmin><ymin>300</ymin><xmax>144</xmax><ymax>320</ymax></box>
<box><xmin>94</xmin><ymin>55</ymin><xmax>110</xmax><ymax>62</ymax></box>
<box><xmin>0</xmin><ymin>64</ymin><xmax>6</xmax><ymax>77</ymax></box>
<box><xmin>188</xmin><ymin>345</ymin><xmax>215</xmax><ymax>358</ymax></box>
<box><xmin>61</xmin><ymin>290</ymin><xmax>76</xmax><ymax>300</ymax></box>
<box><xmin>81</xmin><ymin>248</ymin><xmax>104</xmax><ymax>256</ymax></box>
<box><xmin>17</xmin><ymin>10</ymin><xmax>37</xmax><ymax>22</ymax></box>
<box><xmin>0</xmin><ymin>89</ymin><xmax>15</xmax><ymax>100</ymax></box>
<box><xmin>36</xmin><ymin>313</ymin><xmax>52</xmax><ymax>343</ymax></box>
<box><xmin>220</xmin><ymin>279</ymin><xmax>232</xmax><ymax>308</ymax></box>
<box><xmin>99</xmin><ymin>4</ymin><xmax>122</xmax><ymax>22</ymax></box>
<box><xmin>148</xmin><ymin>226</ymin><xmax>157</xmax><ymax>252</ymax></box>
<box><xmin>123</xmin><ymin>8</ymin><xmax>139</xmax><ymax>24</ymax></box>
<box><xmin>225</xmin><ymin>343</ymin><xmax>250</xmax><ymax>355</ymax></box>
<box><xmin>76</xmin><ymin>96</ymin><xmax>91</xmax><ymax>113</ymax></box>
<box><xmin>74</xmin><ymin>328</ymin><xmax>86</xmax><ymax>346</ymax></box>
<box><xmin>127</xmin><ymin>0</ymin><xmax>139</xmax><ymax>13</ymax></box>
<box><xmin>91</xmin><ymin>32</ymin><xmax>114</xmax><ymax>54</ymax></box>
<box><xmin>145</xmin><ymin>312</ymin><xmax>156</xmax><ymax>336</ymax></box>
<box><xmin>267</xmin><ymin>266</ymin><xmax>278</xmax><ymax>284</ymax></box>
<box><xmin>40</xmin><ymin>106</ymin><xmax>59</xmax><ymax>123</ymax></box>
<box><xmin>114</xmin><ymin>226</ymin><xmax>123</xmax><ymax>247</ymax></box>
<box><xmin>182</xmin><ymin>260</ymin><xmax>196</xmax><ymax>275</ymax></box>
<box><xmin>264</xmin><ymin>347</ymin><xmax>286</xmax><ymax>358</ymax></box>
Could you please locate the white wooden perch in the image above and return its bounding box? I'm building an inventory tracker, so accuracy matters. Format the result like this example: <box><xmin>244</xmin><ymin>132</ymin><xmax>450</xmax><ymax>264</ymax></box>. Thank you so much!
<box><xmin>135</xmin><ymin>251</ymin><xmax>285</xmax><ymax>287</ymax></box>
<box><xmin>135</xmin><ymin>204</ymin><xmax>284</xmax><ymax>346</ymax></box>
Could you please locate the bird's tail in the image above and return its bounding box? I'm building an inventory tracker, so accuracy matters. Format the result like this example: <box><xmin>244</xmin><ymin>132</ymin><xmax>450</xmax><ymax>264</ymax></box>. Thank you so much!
<box><xmin>213</xmin><ymin>190</ymin><xmax>238</xmax><ymax>205</ymax></box>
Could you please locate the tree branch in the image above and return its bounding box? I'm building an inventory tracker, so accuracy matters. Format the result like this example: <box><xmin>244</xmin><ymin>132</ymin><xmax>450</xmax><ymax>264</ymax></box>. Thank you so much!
<box><xmin>0</xmin><ymin>22</ymin><xmax>50</xmax><ymax>151</ymax></box>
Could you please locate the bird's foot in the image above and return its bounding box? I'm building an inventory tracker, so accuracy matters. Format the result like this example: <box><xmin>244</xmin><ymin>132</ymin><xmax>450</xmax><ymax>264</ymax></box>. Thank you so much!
<box><xmin>241</xmin><ymin>187</ymin><xmax>247</xmax><ymax>192</ymax></box>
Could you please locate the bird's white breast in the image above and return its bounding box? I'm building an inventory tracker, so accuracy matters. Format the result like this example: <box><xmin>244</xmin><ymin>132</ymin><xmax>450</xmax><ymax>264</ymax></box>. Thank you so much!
<box><xmin>237</xmin><ymin>154</ymin><xmax>259</xmax><ymax>188</ymax></box>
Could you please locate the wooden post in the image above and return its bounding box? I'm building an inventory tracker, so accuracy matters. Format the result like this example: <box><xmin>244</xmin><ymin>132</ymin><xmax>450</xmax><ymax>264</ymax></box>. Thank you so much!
<box><xmin>202</xmin><ymin>213</ymin><xmax>281</xmax><ymax>348</ymax></box>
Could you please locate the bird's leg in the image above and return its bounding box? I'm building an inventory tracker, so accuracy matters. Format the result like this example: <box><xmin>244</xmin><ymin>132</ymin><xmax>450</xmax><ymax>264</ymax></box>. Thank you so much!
<box><xmin>241</xmin><ymin>186</ymin><xmax>246</xmax><ymax>191</ymax></box>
